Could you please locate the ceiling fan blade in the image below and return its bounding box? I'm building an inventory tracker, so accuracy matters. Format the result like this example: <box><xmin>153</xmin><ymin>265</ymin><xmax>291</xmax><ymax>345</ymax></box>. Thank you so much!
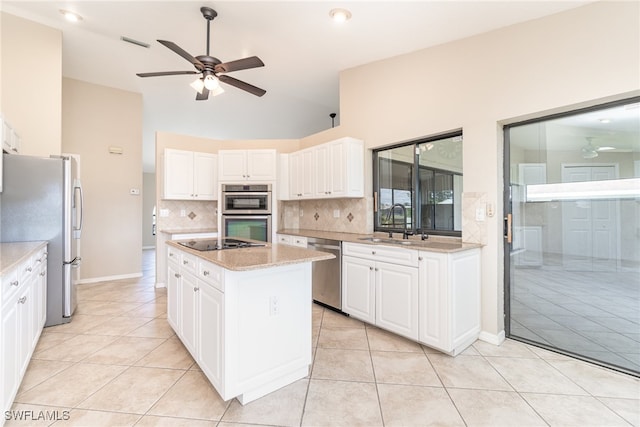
<box><xmin>196</xmin><ymin>87</ymin><xmax>210</xmax><ymax>101</ymax></box>
<box><xmin>218</xmin><ymin>75</ymin><xmax>266</xmax><ymax>97</ymax></box>
<box><xmin>137</xmin><ymin>71</ymin><xmax>198</xmax><ymax>78</ymax></box>
<box><xmin>215</xmin><ymin>56</ymin><xmax>264</xmax><ymax>73</ymax></box>
<box><xmin>157</xmin><ymin>40</ymin><xmax>204</xmax><ymax>70</ymax></box>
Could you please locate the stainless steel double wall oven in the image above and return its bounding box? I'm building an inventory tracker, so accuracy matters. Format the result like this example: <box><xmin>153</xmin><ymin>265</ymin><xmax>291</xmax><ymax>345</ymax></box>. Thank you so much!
<box><xmin>221</xmin><ymin>183</ymin><xmax>272</xmax><ymax>242</ymax></box>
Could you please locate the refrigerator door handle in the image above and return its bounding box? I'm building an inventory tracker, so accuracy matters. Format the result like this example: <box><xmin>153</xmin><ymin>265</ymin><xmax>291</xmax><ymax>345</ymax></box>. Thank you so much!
<box><xmin>74</xmin><ymin>183</ymin><xmax>84</xmax><ymax>237</ymax></box>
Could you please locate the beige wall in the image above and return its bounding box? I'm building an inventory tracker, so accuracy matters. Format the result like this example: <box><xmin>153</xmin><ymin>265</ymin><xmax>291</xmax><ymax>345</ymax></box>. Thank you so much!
<box><xmin>332</xmin><ymin>1</ymin><xmax>640</xmax><ymax>339</ymax></box>
<box><xmin>1</xmin><ymin>12</ymin><xmax>61</xmax><ymax>155</ymax></box>
<box><xmin>62</xmin><ymin>78</ymin><xmax>143</xmax><ymax>282</ymax></box>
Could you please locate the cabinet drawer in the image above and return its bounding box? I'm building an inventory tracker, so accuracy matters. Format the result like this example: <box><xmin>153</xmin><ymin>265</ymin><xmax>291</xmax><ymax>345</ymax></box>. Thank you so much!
<box><xmin>167</xmin><ymin>245</ymin><xmax>182</xmax><ymax>265</ymax></box>
<box><xmin>181</xmin><ymin>252</ymin><xmax>198</xmax><ymax>274</ymax></box>
<box><xmin>276</xmin><ymin>234</ymin><xmax>292</xmax><ymax>245</ymax></box>
<box><xmin>198</xmin><ymin>260</ymin><xmax>224</xmax><ymax>292</ymax></box>
<box><xmin>291</xmin><ymin>236</ymin><xmax>308</xmax><ymax>248</ymax></box>
<box><xmin>343</xmin><ymin>242</ymin><xmax>418</xmax><ymax>267</ymax></box>
<box><xmin>1</xmin><ymin>266</ymin><xmax>20</xmax><ymax>304</ymax></box>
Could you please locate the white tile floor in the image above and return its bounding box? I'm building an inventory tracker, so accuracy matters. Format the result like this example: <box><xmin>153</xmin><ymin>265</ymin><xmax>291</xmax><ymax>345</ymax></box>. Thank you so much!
<box><xmin>511</xmin><ymin>265</ymin><xmax>640</xmax><ymax>373</ymax></box>
<box><xmin>8</xmin><ymin>250</ymin><xmax>640</xmax><ymax>426</ymax></box>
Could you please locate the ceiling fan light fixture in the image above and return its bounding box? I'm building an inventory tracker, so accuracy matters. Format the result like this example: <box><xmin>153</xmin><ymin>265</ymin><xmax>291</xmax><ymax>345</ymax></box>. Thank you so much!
<box><xmin>210</xmin><ymin>85</ymin><xmax>225</xmax><ymax>97</ymax></box>
<box><xmin>190</xmin><ymin>78</ymin><xmax>205</xmax><ymax>94</ymax></box>
<box><xmin>203</xmin><ymin>74</ymin><xmax>220</xmax><ymax>90</ymax></box>
<box><xmin>329</xmin><ymin>8</ymin><xmax>352</xmax><ymax>23</ymax></box>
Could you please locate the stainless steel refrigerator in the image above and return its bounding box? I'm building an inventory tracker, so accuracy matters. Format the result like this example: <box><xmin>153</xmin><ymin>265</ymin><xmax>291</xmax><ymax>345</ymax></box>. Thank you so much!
<box><xmin>1</xmin><ymin>154</ymin><xmax>83</xmax><ymax>326</ymax></box>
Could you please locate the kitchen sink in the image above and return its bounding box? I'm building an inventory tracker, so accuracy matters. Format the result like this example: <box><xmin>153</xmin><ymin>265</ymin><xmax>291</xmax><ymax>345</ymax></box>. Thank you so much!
<box><xmin>358</xmin><ymin>237</ymin><xmax>413</xmax><ymax>245</ymax></box>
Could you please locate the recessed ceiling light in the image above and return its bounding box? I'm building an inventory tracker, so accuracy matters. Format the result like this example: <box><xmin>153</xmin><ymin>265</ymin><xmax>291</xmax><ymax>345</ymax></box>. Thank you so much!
<box><xmin>329</xmin><ymin>8</ymin><xmax>352</xmax><ymax>23</ymax></box>
<box><xmin>60</xmin><ymin>10</ymin><xmax>83</xmax><ymax>23</ymax></box>
<box><xmin>599</xmin><ymin>118</ymin><xmax>611</xmax><ymax>123</ymax></box>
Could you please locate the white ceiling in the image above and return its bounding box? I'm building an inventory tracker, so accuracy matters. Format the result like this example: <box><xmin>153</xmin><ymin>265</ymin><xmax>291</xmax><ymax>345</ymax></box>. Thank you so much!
<box><xmin>3</xmin><ymin>1</ymin><xmax>596</xmax><ymax>172</ymax></box>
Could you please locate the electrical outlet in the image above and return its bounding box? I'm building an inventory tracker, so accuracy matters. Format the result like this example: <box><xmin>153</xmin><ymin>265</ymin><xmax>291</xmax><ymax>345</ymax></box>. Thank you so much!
<box><xmin>475</xmin><ymin>207</ymin><xmax>486</xmax><ymax>222</ymax></box>
<box><xmin>129</xmin><ymin>188</ymin><xmax>140</xmax><ymax>195</ymax></box>
<box><xmin>333</xmin><ymin>209</ymin><xmax>340</xmax><ymax>218</ymax></box>
<box><xmin>180</xmin><ymin>209</ymin><xmax>186</xmax><ymax>217</ymax></box>
<box><xmin>269</xmin><ymin>296</ymin><xmax>279</xmax><ymax>316</ymax></box>
<box><xmin>300</xmin><ymin>209</ymin><xmax>304</xmax><ymax>217</ymax></box>
<box><xmin>159</xmin><ymin>209</ymin><xmax>170</xmax><ymax>217</ymax></box>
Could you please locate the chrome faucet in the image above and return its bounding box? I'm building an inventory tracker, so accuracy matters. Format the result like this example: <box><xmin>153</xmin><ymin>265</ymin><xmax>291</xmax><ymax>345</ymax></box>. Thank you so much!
<box><xmin>385</xmin><ymin>203</ymin><xmax>413</xmax><ymax>239</ymax></box>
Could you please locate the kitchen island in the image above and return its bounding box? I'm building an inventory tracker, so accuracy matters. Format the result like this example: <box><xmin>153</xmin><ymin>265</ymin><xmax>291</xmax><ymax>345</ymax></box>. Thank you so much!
<box><xmin>165</xmin><ymin>240</ymin><xmax>333</xmax><ymax>404</ymax></box>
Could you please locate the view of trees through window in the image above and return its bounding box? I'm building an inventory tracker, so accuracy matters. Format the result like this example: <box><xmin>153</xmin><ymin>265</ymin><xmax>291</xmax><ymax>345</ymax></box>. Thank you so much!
<box><xmin>374</xmin><ymin>132</ymin><xmax>463</xmax><ymax>235</ymax></box>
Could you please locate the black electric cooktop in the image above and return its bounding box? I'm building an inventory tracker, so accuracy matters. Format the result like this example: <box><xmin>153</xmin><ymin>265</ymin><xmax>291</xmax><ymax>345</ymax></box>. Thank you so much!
<box><xmin>177</xmin><ymin>238</ymin><xmax>266</xmax><ymax>251</ymax></box>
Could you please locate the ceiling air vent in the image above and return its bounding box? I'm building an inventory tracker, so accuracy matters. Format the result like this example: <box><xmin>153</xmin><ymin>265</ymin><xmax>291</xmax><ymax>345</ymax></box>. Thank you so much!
<box><xmin>120</xmin><ymin>36</ymin><xmax>150</xmax><ymax>49</ymax></box>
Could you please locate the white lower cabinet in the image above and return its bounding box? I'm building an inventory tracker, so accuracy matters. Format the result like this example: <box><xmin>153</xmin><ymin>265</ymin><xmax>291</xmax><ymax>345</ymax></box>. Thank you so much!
<box><xmin>1</xmin><ymin>243</ymin><xmax>47</xmax><ymax>422</ymax></box>
<box><xmin>167</xmin><ymin>244</ymin><xmax>311</xmax><ymax>404</ymax></box>
<box><xmin>342</xmin><ymin>243</ymin><xmax>419</xmax><ymax>340</ymax></box>
<box><xmin>342</xmin><ymin>242</ymin><xmax>480</xmax><ymax>355</ymax></box>
<box><xmin>418</xmin><ymin>248</ymin><xmax>481</xmax><ymax>355</ymax></box>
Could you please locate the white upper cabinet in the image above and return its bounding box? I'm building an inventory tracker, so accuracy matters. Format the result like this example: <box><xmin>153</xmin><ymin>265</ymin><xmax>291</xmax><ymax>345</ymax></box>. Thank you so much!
<box><xmin>218</xmin><ymin>149</ymin><xmax>277</xmax><ymax>182</ymax></box>
<box><xmin>164</xmin><ymin>148</ymin><xmax>218</xmax><ymax>200</ymax></box>
<box><xmin>289</xmin><ymin>148</ymin><xmax>314</xmax><ymax>199</ymax></box>
<box><xmin>1</xmin><ymin>115</ymin><xmax>20</xmax><ymax>155</ymax></box>
<box><xmin>288</xmin><ymin>137</ymin><xmax>363</xmax><ymax>200</ymax></box>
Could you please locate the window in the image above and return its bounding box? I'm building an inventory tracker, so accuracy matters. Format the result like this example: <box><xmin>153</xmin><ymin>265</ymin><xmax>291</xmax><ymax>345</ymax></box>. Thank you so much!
<box><xmin>374</xmin><ymin>132</ymin><xmax>463</xmax><ymax>235</ymax></box>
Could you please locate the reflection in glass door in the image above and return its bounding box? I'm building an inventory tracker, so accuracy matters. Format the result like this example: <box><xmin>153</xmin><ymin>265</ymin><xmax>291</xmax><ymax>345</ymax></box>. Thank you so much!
<box><xmin>504</xmin><ymin>98</ymin><xmax>640</xmax><ymax>376</ymax></box>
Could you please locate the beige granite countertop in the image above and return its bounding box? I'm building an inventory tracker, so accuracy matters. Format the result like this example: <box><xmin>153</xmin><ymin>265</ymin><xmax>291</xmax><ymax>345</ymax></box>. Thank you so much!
<box><xmin>277</xmin><ymin>228</ymin><xmax>482</xmax><ymax>253</ymax></box>
<box><xmin>167</xmin><ymin>240</ymin><xmax>334</xmax><ymax>271</ymax></box>
<box><xmin>160</xmin><ymin>228</ymin><xmax>218</xmax><ymax>235</ymax></box>
<box><xmin>0</xmin><ymin>241</ymin><xmax>47</xmax><ymax>275</ymax></box>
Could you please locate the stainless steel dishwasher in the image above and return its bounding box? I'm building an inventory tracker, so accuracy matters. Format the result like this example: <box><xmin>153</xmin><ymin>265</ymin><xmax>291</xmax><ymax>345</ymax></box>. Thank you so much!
<box><xmin>307</xmin><ymin>237</ymin><xmax>342</xmax><ymax>312</ymax></box>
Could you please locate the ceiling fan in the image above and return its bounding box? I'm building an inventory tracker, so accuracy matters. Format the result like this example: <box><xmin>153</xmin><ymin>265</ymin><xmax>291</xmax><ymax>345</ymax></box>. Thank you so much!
<box><xmin>136</xmin><ymin>6</ymin><xmax>266</xmax><ymax>100</ymax></box>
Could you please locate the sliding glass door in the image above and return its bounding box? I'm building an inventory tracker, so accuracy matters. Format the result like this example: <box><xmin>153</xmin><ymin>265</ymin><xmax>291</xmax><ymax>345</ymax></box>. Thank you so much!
<box><xmin>504</xmin><ymin>98</ymin><xmax>640</xmax><ymax>376</ymax></box>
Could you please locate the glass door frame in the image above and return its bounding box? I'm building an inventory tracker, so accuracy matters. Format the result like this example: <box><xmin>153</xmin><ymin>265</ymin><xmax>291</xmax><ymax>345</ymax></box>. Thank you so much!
<box><xmin>502</xmin><ymin>96</ymin><xmax>640</xmax><ymax>377</ymax></box>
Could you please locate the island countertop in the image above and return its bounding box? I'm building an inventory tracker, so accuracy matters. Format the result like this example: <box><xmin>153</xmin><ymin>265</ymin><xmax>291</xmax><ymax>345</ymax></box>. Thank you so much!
<box><xmin>167</xmin><ymin>240</ymin><xmax>335</xmax><ymax>271</ymax></box>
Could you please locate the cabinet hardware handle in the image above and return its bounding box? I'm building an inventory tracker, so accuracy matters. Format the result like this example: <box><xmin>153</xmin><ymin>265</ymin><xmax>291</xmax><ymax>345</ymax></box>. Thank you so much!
<box><xmin>174</xmin><ymin>273</ymin><xmax>181</xmax><ymax>278</ymax></box>
<box><xmin>194</xmin><ymin>287</ymin><xmax>199</xmax><ymax>292</ymax></box>
<box><xmin>18</xmin><ymin>296</ymin><xmax>27</xmax><ymax>304</ymax></box>
<box><xmin>39</xmin><ymin>272</ymin><xmax>46</xmax><ymax>277</ymax></box>
<box><xmin>183</xmin><ymin>260</ymin><xmax>188</xmax><ymax>265</ymax></box>
<box><xmin>372</xmin><ymin>251</ymin><xmax>376</xmax><ymax>255</ymax></box>
<box><xmin>369</xmin><ymin>267</ymin><xmax>373</xmax><ymax>271</ymax></box>
<box><xmin>375</xmin><ymin>268</ymin><xmax>379</xmax><ymax>271</ymax></box>
<box><xmin>36</xmin><ymin>258</ymin><xmax>42</xmax><ymax>263</ymax></box>
<box><xmin>418</xmin><ymin>257</ymin><xmax>423</xmax><ymax>261</ymax></box>
<box><xmin>203</xmin><ymin>271</ymin><xmax>210</xmax><ymax>276</ymax></box>
<box><xmin>26</xmin><ymin>267</ymin><xmax>33</xmax><ymax>272</ymax></box>
<box><xmin>10</xmin><ymin>280</ymin><xmax>19</xmax><ymax>287</ymax></box>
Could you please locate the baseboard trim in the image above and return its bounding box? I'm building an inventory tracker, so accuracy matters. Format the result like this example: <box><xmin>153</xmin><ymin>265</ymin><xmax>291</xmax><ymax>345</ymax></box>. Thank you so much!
<box><xmin>478</xmin><ymin>330</ymin><xmax>506</xmax><ymax>346</ymax></box>
<box><xmin>155</xmin><ymin>282</ymin><xmax>167</xmax><ymax>289</ymax></box>
<box><xmin>77</xmin><ymin>272</ymin><xmax>143</xmax><ymax>285</ymax></box>
<box><xmin>142</xmin><ymin>246</ymin><xmax>156</xmax><ymax>250</ymax></box>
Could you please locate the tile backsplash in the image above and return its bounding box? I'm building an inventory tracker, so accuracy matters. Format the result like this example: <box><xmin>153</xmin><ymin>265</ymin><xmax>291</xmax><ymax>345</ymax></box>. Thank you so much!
<box><xmin>280</xmin><ymin>197</ymin><xmax>373</xmax><ymax>234</ymax></box>
<box><xmin>461</xmin><ymin>192</ymin><xmax>487</xmax><ymax>245</ymax></box>
<box><xmin>157</xmin><ymin>200</ymin><xmax>217</xmax><ymax>230</ymax></box>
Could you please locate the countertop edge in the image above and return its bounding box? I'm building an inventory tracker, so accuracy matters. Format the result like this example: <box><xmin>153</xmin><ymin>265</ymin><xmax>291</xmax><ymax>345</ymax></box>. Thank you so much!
<box><xmin>0</xmin><ymin>241</ymin><xmax>48</xmax><ymax>275</ymax></box>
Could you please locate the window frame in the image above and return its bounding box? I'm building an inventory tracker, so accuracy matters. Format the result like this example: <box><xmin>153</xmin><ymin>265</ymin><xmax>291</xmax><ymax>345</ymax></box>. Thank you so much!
<box><xmin>373</xmin><ymin>130</ymin><xmax>463</xmax><ymax>237</ymax></box>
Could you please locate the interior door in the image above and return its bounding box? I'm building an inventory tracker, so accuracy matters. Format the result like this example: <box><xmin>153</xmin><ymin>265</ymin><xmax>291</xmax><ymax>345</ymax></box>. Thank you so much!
<box><xmin>561</xmin><ymin>165</ymin><xmax>617</xmax><ymax>271</ymax></box>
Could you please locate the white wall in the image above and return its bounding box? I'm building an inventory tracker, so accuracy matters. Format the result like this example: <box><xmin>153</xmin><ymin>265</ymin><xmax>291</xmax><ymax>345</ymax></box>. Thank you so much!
<box><xmin>62</xmin><ymin>78</ymin><xmax>143</xmax><ymax>282</ymax></box>
<box><xmin>334</xmin><ymin>1</ymin><xmax>640</xmax><ymax>339</ymax></box>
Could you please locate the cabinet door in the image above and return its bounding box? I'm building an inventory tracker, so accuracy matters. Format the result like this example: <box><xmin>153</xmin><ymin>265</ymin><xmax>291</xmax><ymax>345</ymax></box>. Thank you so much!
<box><xmin>167</xmin><ymin>262</ymin><xmax>180</xmax><ymax>331</ymax></box>
<box><xmin>329</xmin><ymin>141</ymin><xmax>346</xmax><ymax>196</ymax></box>
<box><xmin>246</xmin><ymin>150</ymin><xmax>276</xmax><ymax>181</ymax></box>
<box><xmin>35</xmin><ymin>253</ymin><xmax>48</xmax><ymax>330</ymax></box>
<box><xmin>314</xmin><ymin>144</ymin><xmax>330</xmax><ymax>197</ymax></box>
<box><xmin>193</xmin><ymin>153</ymin><xmax>218</xmax><ymax>200</ymax></box>
<box><xmin>1</xmin><ymin>300</ymin><xmax>19</xmax><ymax>414</ymax></box>
<box><xmin>198</xmin><ymin>284</ymin><xmax>224</xmax><ymax>390</ymax></box>
<box><xmin>219</xmin><ymin>151</ymin><xmax>247</xmax><ymax>181</ymax></box>
<box><xmin>18</xmin><ymin>283</ymin><xmax>34</xmax><ymax>375</ymax></box>
<box><xmin>179</xmin><ymin>272</ymin><xmax>198</xmax><ymax>357</ymax></box>
<box><xmin>164</xmin><ymin>149</ymin><xmax>194</xmax><ymax>199</ymax></box>
<box><xmin>342</xmin><ymin>256</ymin><xmax>375</xmax><ymax>323</ymax></box>
<box><xmin>375</xmin><ymin>262</ymin><xmax>419</xmax><ymax>340</ymax></box>
<box><xmin>418</xmin><ymin>252</ymin><xmax>449</xmax><ymax>350</ymax></box>
<box><xmin>300</xmin><ymin>149</ymin><xmax>314</xmax><ymax>198</ymax></box>
<box><xmin>288</xmin><ymin>153</ymin><xmax>301</xmax><ymax>198</ymax></box>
